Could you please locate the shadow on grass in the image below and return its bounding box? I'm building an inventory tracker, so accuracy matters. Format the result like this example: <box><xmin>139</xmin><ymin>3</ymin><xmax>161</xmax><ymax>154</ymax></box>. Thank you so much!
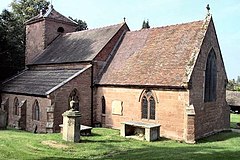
<box><xmin>37</xmin><ymin>158</ymin><xmax>79</xmax><ymax>160</ymax></box>
<box><xmin>80</xmin><ymin>139</ymin><xmax>124</xmax><ymax>143</ymax></box>
<box><xmin>34</xmin><ymin>131</ymin><xmax>240</xmax><ymax>160</ymax></box>
<box><xmin>89</xmin><ymin>133</ymin><xmax>101</xmax><ymax>137</ymax></box>
<box><xmin>101</xmin><ymin>146</ymin><xmax>240</xmax><ymax>160</ymax></box>
<box><xmin>197</xmin><ymin>130</ymin><xmax>240</xmax><ymax>143</ymax></box>
<box><xmin>36</xmin><ymin>145</ymin><xmax>240</xmax><ymax>160</ymax></box>
<box><xmin>230</xmin><ymin>122</ymin><xmax>240</xmax><ymax>129</ymax></box>
<box><xmin>4</xmin><ymin>128</ymin><xmax>240</xmax><ymax>160</ymax></box>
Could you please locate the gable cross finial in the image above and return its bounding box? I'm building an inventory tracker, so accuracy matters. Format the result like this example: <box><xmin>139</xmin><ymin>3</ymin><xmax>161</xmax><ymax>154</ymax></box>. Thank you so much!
<box><xmin>50</xmin><ymin>0</ymin><xmax>53</xmax><ymax>9</ymax></box>
<box><xmin>206</xmin><ymin>4</ymin><xmax>210</xmax><ymax>15</ymax></box>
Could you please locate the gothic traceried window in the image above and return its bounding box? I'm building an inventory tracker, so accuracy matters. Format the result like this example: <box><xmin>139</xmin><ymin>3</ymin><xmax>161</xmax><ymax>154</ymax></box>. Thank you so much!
<box><xmin>204</xmin><ymin>49</ymin><xmax>217</xmax><ymax>102</ymax></box>
<box><xmin>13</xmin><ymin>97</ymin><xmax>19</xmax><ymax>115</ymax></box>
<box><xmin>142</xmin><ymin>96</ymin><xmax>148</xmax><ymax>119</ymax></box>
<box><xmin>141</xmin><ymin>90</ymin><xmax>156</xmax><ymax>120</ymax></box>
<box><xmin>149</xmin><ymin>97</ymin><xmax>155</xmax><ymax>120</ymax></box>
<box><xmin>33</xmin><ymin>100</ymin><xmax>40</xmax><ymax>121</ymax></box>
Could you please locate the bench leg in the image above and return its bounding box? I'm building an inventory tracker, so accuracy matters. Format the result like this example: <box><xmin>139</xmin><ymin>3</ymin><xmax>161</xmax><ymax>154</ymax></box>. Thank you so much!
<box><xmin>120</xmin><ymin>124</ymin><xmax>126</xmax><ymax>137</ymax></box>
<box><xmin>145</xmin><ymin>128</ymin><xmax>151</xmax><ymax>142</ymax></box>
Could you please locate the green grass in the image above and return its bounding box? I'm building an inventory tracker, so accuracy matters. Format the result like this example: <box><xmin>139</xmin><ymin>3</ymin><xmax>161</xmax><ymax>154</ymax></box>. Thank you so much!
<box><xmin>231</xmin><ymin>113</ymin><xmax>240</xmax><ymax>128</ymax></box>
<box><xmin>0</xmin><ymin>127</ymin><xmax>240</xmax><ymax>160</ymax></box>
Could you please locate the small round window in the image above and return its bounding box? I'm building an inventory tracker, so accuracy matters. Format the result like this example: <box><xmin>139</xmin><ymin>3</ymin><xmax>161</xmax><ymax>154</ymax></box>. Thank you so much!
<box><xmin>57</xmin><ymin>27</ymin><xmax>64</xmax><ymax>33</ymax></box>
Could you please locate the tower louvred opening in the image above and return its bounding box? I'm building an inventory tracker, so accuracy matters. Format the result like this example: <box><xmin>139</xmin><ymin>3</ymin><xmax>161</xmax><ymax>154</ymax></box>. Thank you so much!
<box><xmin>57</xmin><ymin>27</ymin><xmax>65</xmax><ymax>33</ymax></box>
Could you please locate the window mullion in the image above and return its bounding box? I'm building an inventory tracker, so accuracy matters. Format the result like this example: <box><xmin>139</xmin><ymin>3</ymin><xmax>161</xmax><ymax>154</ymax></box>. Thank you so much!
<box><xmin>148</xmin><ymin>99</ymin><xmax>150</xmax><ymax>119</ymax></box>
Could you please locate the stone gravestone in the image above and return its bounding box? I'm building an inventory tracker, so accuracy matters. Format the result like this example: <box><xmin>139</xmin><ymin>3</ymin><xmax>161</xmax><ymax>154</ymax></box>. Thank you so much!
<box><xmin>62</xmin><ymin>100</ymin><xmax>81</xmax><ymax>142</ymax></box>
<box><xmin>0</xmin><ymin>109</ymin><xmax>7</xmax><ymax>129</ymax></box>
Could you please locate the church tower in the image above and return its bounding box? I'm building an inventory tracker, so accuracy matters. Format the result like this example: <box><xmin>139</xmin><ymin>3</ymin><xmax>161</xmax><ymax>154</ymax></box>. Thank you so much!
<box><xmin>25</xmin><ymin>5</ymin><xmax>77</xmax><ymax>64</ymax></box>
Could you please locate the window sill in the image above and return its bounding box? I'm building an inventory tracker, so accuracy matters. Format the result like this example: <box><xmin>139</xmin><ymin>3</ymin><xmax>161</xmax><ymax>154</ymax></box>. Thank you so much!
<box><xmin>204</xmin><ymin>100</ymin><xmax>217</xmax><ymax>104</ymax></box>
<box><xmin>141</xmin><ymin>118</ymin><xmax>156</xmax><ymax>122</ymax></box>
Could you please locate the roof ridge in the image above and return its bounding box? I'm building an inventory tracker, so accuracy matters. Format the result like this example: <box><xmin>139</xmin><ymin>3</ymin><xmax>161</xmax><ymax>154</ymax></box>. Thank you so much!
<box><xmin>25</xmin><ymin>6</ymin><xmax>77</xmax><ymax>25</ymax></box>
<box><xmin>99</xmin><ymin>18</ymin><xmax>208</xmax><ymax>86</ymax></box>
<box><xmin>65</xmin><ymin>22</ymin><xmax>125</xmax><ymax>35</ymax></box>
<box><xmin>46</xmin><ymin>8</ymin><xmax>78</xmax><ymax>25</ymax></box>
<box><xmin>129</xmin><ymin>19</ymin><xmax>204</xmax><ymax>33</ymax></box>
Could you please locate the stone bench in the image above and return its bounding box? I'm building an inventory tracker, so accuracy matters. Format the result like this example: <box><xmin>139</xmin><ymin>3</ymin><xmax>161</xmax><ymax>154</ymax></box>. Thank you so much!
<box><xmin>121</xmin><ymin>121</ymin><xmax>160</xmax><ymax>142</ymax></box>
<box><xmin>80</xmin><ymin>125</ymin><xmax>92</xmax><ymax>136</ymax></box>
<box><xmin>59</xmin><ymin>124</ymin><xmax>92</xmax><ymax>136</ymax></box>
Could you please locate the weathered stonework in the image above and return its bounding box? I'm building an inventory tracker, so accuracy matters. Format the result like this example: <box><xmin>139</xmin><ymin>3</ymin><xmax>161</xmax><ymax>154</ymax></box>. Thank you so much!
<box><xmin>96</xmin><ymin>87</ymin><xmax>189</xmax><ymax>141</ymax></box>
<box><xmin>1</xmin><ymin>65</ymin><xmax>92</xmax><ymax>133</ymax></box>
<box><xmin>0</xmin><ymin>7</ymin><xmax>229</xmax><ymax>144</ymax></box>
<box><xmin>189</xmin><ymin>19</ymin><xmax>230</xmax><ymax>140</ymax></box>
<box><xmin>0</xmin><ymin>109</ymin><xmax>7</xmax><ymax>129</ymax></box>
<box><xmin>25</xmin><ymin>17</ymin><xmax>76</xmax><ymax>64</ymax></box>
<box><xmin>184</xmin><ymin>104</ymin><xmax>196</xmax><ymax>143</ymax></box>
<box><xmin>50</xmin><ymin>66</ymin><xmax>92</xmax><ymax>131</ymax></box>
<box><xmin>62</xmin><ymin>109</ymin><xmax>81</xmax><ymax>142</ymax></box>
<box><xmin>1</xmin><ymin>93</ymin><xmax>51</xmax><ymax>132</ymax></box>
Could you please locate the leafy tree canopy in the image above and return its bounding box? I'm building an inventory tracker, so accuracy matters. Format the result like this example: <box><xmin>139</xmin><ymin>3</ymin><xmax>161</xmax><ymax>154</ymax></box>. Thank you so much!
<box><xmin>69</xmin><ymin>16</ymin><xmax>88</xmax><ymax>31</ymax></box>
<box><xmin>10</xmin><ymin>0</ymin><xmax>49</xmax><ymax>23</ymax></box>
<box><xmin>227</xmin><ymin>77</ymin><xmax>240</xmax><ymax>91</ymax></box>
<box><xmin>0</xmin><ymin>0</ymin><xmax>49</xmax><ymax>82</ymax></box>
<box><xmin>0</xmin><ymin>0</ymin><xmax>87</xmax><ymax>82</ymax></box>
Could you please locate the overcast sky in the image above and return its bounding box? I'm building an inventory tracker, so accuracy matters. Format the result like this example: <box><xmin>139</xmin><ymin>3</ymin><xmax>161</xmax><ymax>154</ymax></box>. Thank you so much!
<box><xmin>1</xmin><ymin>0</ymin><xmax>239</xmax><ymax>79</ymax></box>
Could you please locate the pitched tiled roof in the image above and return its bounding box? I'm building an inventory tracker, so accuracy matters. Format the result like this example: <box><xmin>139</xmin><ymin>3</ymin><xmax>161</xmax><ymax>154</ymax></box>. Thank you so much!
<box><xmin>32</xmin><ymin>23</ymin><xmax>125</xmax><ymax>64</ymax></box>
<box><xmin>1</xmin><ymin>66</ymin><xmax>90</xmax><ymax>96</ymax></box>
<box><xmin>99</xmin><ymin>20</ymin><xmax>208</xmax><ymax>87</ymax></box>
<box><xmin>226</xmin><ymin>91</ymin><xmax>240</xmax><ymax>106</ymax></box>
<box><xmin>25</xmin><ymin>6</ymin><xmax>77</xmax><ymax>25</ymax></box>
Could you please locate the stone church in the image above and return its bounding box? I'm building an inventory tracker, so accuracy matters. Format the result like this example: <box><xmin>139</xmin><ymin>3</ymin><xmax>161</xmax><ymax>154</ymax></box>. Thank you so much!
<box><xmin>0</xmin><ymin>5</ymin><xmax>229</xmax><ymax>143</ymax></box>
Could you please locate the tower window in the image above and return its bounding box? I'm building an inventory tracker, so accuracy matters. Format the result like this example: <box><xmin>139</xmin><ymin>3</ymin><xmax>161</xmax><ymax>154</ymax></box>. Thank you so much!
<box><xmin>57</xmin><ymin>27</ymin><xmax>64</xmax><ymax>33</ymax></box>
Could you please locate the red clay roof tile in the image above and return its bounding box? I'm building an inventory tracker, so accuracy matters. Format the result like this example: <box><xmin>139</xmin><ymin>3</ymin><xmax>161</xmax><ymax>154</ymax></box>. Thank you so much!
<box><xmin>99</xmin><ymin>20</ymin><xmax>207</xmax><ymax>87</ymax></box>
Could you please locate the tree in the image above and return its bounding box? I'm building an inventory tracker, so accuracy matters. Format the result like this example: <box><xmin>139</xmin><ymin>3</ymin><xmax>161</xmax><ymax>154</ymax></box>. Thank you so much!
<box><xmin>227</xmin><ymin>79</ymin><xmax>235</xmax><ymax>91</ymax></box>
<box><xmin>0</xmin><ymin>9</ymin><xmax>25</xmax><ymax>81</ymax></box>
<box><xmin>0</xmin><ymin>0</ymin><xmax>50</xmax><ymax>82</ymax></box>
<box><xmin>0</xmin><ymin>0</ymin><xmax>49</xmax><ymax>82</ymax></box>
<box><xmin>10</xmin><ymin>0</ymin><xmax>49</xmax><ymax>23</ymax></box>
<box><xmin>142</xmin><ymin>19</ymin><xmax>150</xmax><ymax>29</ymax></box>
<box><xmin>237</xmin><ymin>76</ymin><xmax>240</xmax><ymax>84</ymax></box>
<box><xmin>0</xmin><ymin>0</ymin><xmax>87</xmax><ymax>82</ymax></box>
<box><xmin>69</xmin><ymin>17</ymin><xmax>88</xmax><ymax>31</ymax></box>
<box><xmin>227</xmin><ymin>78</ymin><xmax>240</xmax><ymax>91</ymax></box>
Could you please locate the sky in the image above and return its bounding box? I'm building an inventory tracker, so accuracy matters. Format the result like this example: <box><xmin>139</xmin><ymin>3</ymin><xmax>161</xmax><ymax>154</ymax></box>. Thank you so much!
<box><xmin>0</xmin><ymin>0</ymin><xmax>239</xmax><ymax>80</ymax></box>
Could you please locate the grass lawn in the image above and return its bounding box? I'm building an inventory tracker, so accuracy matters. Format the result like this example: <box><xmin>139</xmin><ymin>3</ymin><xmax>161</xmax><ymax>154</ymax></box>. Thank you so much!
<box><xmin>0</xmin><ymin>127</ymin><xmax>240</xmax><ymax>160</ymax></box>
<box><xmin>231</xmin><ymin>113</ymin><xmax>240</xmax><ymax>128</ymax></box>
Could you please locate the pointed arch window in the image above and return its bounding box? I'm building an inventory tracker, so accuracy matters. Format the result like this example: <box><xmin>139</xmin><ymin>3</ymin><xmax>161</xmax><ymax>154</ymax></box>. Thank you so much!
<box><xmin>204</xmin><ymin>49</ymin><xmax>217</xmax><ymax>102</ymax></box>
<box><xmin>142</xmin><ymin>96</ymin><xmax>148</xmax><ymax>119</ymax></box>
<box><xmin>102</xmin><ymin>96</ymin><xmax>106</xmax><ymax>114</ymax></box>
<box><xmin>13</xmin><ymin>97</ymin><xmax>19</xmax><ymax>115</ymax></box>
<box><xmin>141</xmin><ymin>90</ymin><xmax>156</xmax><ymax>120</ymax></box>
<box><xmin>33</xmin><ymin>100</ymin><xmax>40</xmax><ymax>121</ymax></box>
